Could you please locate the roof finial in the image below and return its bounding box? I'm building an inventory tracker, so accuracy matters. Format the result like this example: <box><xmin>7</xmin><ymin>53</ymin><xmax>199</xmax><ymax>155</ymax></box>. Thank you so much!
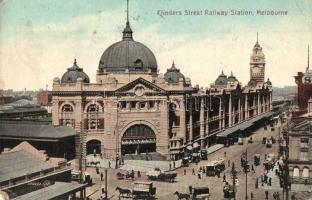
<box><xmin>122</xmin><ymin>0</ymin><xmax>133</xmax><ymax>40</ymax></box>
<box><xmin>74</xmin><ymin>58</ymin><xmax>77</xmax><ymax>65</ymax></box>
<box><xmin>127</xmin><ymin>0</ymin><xmax>129</xmax><ymax>23</ymax></box>
<box><xmin>308</xmin><ymin>44</ymin><xmax>310</xmax><ymax>71</ymax></box>
<box><xmin>221</xmin><ymin>70</ymin><xmax>224</xmax><ymax>75</ymax></box>
<box><xmin>231</xmin><ymin>71</ymin><xmax>233</xmax><ymax>76</ymax></box>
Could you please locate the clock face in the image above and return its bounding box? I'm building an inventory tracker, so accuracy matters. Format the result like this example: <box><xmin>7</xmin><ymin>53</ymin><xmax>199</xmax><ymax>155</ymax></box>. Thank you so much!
<box><xmin>134</xmin><ymin>86</ymin><xmax>144</xmax><ymax>96</ymax></box>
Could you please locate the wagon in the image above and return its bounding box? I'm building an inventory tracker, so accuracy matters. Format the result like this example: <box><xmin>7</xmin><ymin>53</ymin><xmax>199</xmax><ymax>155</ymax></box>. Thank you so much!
<box><xmin>132</xmin><ymin>181</ymin><xmax>156</xmax><ymax>199</ymax></box>
<box><xmin>254</xmin><ymin>154</ymin><xmax>261</xmax><ymax>166</ymax></box>
<box><xmin>192</xmin><ymin>187</ymin><xmax>210</xmax><ymax>200</ymax></box>
<box><xmin>146</xmin><ymin>169</ymin><xmax>177</xmax><ymax>182</ymax></box>
<box><xmin>204</xmin><ymin>158</ymin><xmax>225</xmax><ymax>176</ymax></box>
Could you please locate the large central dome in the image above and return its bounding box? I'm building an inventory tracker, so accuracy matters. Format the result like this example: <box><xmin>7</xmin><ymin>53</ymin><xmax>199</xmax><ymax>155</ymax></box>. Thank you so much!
<box><xmin>98</xmin><ymin>22</ymin><xmax>158</xmax><ymax>74</ymax></box>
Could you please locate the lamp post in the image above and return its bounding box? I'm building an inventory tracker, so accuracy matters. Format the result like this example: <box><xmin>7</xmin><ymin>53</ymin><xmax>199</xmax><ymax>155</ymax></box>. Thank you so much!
<box><xmin>115</xmin><ymin>96</ymin><xmax>121</xmax><ymax>169</ymax></box>
<box><xmin>242</xmin><ymin>150</ymin><xmax>248</xmax><ymax>200</ymax></box>
<box><xmin>231</xmin><ymin>162</ymin><xmax>237</xmax><ymax>200</ymax></box>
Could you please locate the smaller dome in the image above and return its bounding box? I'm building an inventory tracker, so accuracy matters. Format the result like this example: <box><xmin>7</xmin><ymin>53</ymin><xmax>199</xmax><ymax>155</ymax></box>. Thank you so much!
<box><xmin>61</xmin><ymin>59</ymin><xmax>90</xmax><ymax>84</ymax></box>
<box><xmin>227</xmin><ymin>71</ymin><xmax>238</xmax><ymax>82</ymax></box>
<box><xmin>164</xmin><ymin>61</ymin><xmax>185</xmax><ymax>84</ymax></box>
<box><xmin>53</xmin><ymin>77</ymin><xmax>60</xmax><ymax>83</ymax></box>
<box><xmin>215</xmin><ymin>71</ymin><xmax>228</xmax><ymax>85</ymax></box>
<box><xmin>266</xmin><ymin>78</ymin><xmax>272</xmax><ymax>86</ymax></box>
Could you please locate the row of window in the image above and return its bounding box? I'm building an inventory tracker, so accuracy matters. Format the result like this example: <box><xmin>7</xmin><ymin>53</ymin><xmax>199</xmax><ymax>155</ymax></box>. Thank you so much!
<box><xmin>61</xmin><ymin>104</ymin><xmax>102</xmax><ymax>113</ymax></box>
<box><xmin>119</xmin><ymin>101</ymin><xmax>158</xmax><ymax>110</ymax></box>
<box><xmin>293</xmin><ymin>167</ymin><xmax>310</xmax><ymax>178</ymax></box>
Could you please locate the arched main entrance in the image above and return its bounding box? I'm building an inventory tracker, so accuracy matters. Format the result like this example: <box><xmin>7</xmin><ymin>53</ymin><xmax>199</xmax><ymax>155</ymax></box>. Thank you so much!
<box><xmin>86</xmin><ymin>139</ymin><xmax>101</xmax><ymax>155</ymax></box>
<box><xmin>121</xmin><ymin>124</ymin><xmax>156</xmax><ymax>155</ymax></box>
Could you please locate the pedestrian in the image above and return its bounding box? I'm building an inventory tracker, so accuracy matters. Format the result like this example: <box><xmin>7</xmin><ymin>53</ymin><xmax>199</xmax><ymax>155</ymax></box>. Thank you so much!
<box><xmin>197</xmin><ymin>173</ymin><xmax>201</xmax><ymax>179</ymax></box>
<box><xmin>131</xmin><ymin>170</ymin><xmax>135</xmax><ymax>178</ymax></box>
<box><xmin>173</xmin><ymin>161</ymin><xmax>176</xmax><ymax>169</ymax></box>
<box><xmin>224</xmin><ymin>151</ymin><xmax>226</xmax><ymax>158</ymax></box>
<box><xmin>108</xmin><ymin>161</ymin><xmax>111</xmax><ymax>168</ymax></box>
<box><xmin>228</xmin><ymin>160</ymin><xmax>231</xmax><ymax>167</ymax></box>
<box><xmin>255</xmin><ymin>178</ymin><xmax>258</xmax><ymax>189</ymax></box>
<box><xmin>223</xmin><ymin>174</ymin><xmax>226</xmax><ymax>182</ymax></box>
<box><xmin>251</xmin><ymin>164</ymin><xmax>254</xmax><ymax>172</ymax></box>
<box><xmin>189</xmin><ymin>185</ymin><xmax>193</xmax><ymax>194</ymax></box>
<box><xmin>192</xmin><ymin>168</ymin><xmax>195</xmax><ymax>175</ymax></box>
<box><xmin>251</xmin><ymin>192</ymin><xmax>254</xmax><ymax>200</ymax></box>
<box><xmin>169</xmin><ymin>163</ymin><xmax>172</xmax><ymax>170</ymax></box>
<box><xmin>202</xmin><ymin>168</ymin><xmax>206</xmax><ymax>174</ymax></box>
<box><xmin>100</xmin><ymin>172</ymin><xmax>103</xmax><ymax>181</ymax></box>
<box><xmin>138</xmin><ymin>170</ymin><xmax>141</xmax><ymax>178</ymax></box>
<box><xmin>269</xmin><ymin>177</ymin><xmax>272</xmax><ymax>186</ymax></box>
<box><xmin>184</xmin><ymin>169</ymin><xmax>186</xmax><ymax>175</ymax></box>
<box><xmin>96</xmin><ymin>167</ymin><xmax>99</xmax><ymax>174</ymax></box>
<box><xmin>265</xmin><ymin>190</ymin><xmax>269</xmax><ymax>200</ymax></box>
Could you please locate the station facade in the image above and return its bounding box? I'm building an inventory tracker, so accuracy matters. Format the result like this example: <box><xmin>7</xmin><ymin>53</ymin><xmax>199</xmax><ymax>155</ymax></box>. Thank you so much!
<box><xmin>51</xmin><ymin>18</ymin><xmax>272</xmax><ymax>160</ymax></box>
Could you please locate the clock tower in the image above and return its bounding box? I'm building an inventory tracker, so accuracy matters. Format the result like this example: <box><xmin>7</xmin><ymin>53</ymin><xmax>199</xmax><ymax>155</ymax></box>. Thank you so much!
<box><xmin>250</xmin><ymin>33</ymin><xmax>265</xmax><ymax>83</ymax></box>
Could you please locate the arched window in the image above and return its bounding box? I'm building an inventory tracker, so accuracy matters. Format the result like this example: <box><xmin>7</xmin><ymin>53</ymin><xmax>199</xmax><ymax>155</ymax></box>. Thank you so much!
<box><xmin>303</xmin><ymin>168</ymin><xmax>309</xmax><ymax>178</ymax></box>
<box><xmin>134</xmin><ymin>59</ymin><xmax>143</xmax><ymax>69</ymax></box>
<box><xmin>293</xmin><ymin>167</ymin><xmax>300</xmax><ymax>177</ymax></box>
<box><xmin>62</xmin><ymin>104</ymin><xmax>73</xmax><ymax>112</ymax></box>
<box><xmin>87</xmin><ymin>104</ymin><xmax>100</xmax><ymax>112</ymax></box>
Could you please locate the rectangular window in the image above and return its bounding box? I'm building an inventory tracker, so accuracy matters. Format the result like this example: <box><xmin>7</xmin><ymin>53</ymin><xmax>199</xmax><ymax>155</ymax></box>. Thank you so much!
<box><xmin>300</xmin><ymin>151</ymin><xmax>309</xmax><ymax>161</ymax></box>
<box><xmin>300</xmin><ymin>138</ymin><xmax>309</xmax><ymax>148</ymax></box>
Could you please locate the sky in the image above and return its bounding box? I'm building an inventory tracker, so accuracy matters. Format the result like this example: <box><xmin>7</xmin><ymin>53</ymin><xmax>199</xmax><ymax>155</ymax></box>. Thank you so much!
<box><xmin>0</xmin><ymin>0</ymin><xmax>311</xmax><ymax>90</ymax></box>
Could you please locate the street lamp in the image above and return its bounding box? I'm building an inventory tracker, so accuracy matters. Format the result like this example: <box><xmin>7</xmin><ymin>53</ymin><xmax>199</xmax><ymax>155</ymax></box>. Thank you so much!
<box><xmin>231</xmin><ymin>162</ymin><xmax>237</xmax><ymax>200</ymax></box>
<box><xmin>242</xmin><ymin>150</ymin><xmax>249</xmax><ymax>200</ymax></box>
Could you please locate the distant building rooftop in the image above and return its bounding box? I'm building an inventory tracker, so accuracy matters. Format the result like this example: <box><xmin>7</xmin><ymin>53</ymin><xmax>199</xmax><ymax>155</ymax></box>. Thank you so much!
<box><xmin>0</xmin><ymin>121</ymin><xmax>77</xmax><ymax>140</ymax></box>
<box><xmin>12</xmin><ymin>182</ymin><xmax>87</xmax><ymax>200</ymax></box>
<box><xmin>0</xmin><ymin>151</ymin><xmax>52</xmax><ymax>183</ymax></box>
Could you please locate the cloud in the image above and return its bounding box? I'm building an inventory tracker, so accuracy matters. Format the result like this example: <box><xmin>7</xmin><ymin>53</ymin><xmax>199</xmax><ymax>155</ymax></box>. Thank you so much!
<box><xmin>0</xmin><ymin>6</ymin><xmax>312</xmax><ymax>90</ymax></box>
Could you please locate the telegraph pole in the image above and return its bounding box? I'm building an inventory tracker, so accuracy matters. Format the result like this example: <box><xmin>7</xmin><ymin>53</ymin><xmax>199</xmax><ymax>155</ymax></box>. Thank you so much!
<box><xmin>231</xmin><ymin>162</ymin><xmax>237</xmax><ymax>200</ymax></box>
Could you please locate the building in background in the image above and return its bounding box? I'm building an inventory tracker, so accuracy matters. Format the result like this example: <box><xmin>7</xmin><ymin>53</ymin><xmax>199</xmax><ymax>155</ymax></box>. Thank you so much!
<box><xmin>37</xmin><ymin>91</ymin><xmax>52</xmax><ymax>113</ymax></box>
<box><xmin>294</xmin><ymin>46</ymin><xmax>312</xmax><ymax>114</ymax></box>
<box><xmin>0</xmin><ymin>144</ymin><xmax>87</xmax><ymax>200</ymax></box>
<box><xmin>288</xmin><ymin>120</ymin><xmax>312</xmax><ymax>186</ymax></box>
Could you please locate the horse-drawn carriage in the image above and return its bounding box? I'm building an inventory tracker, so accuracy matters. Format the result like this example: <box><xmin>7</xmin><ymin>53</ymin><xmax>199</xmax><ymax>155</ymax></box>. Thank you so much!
<box><xmin>146</xmin><ymin>168</ymin><xmax>177</xmax><ymax>182</ymax></box>
<box><xmin>192</xmin><ymin>187</ymin><xmax>210</xmax><ymax>200</ymax></box>
<box><xmin>223</xmin><ymin>183</ymin><xmax>235</xmax><ymax>198</ymax></box>
<box><xmin>117</xmin><ymin>171</ymin><xmax>135</xmax><ymax>180</ymax></box>
<box><xmin>116</xmin><ymin>182</ymin><xmax>156</xmax><ymax>199</ymax></box>
<box><xmin>204</xmin><ymin>158</ymin><xmax>225</xmax><ymax>176</ymax></box>
<box><xmin>132</xmin><ymin>181</ymin><xmax>156</xmax><ymax>199</ymax></box>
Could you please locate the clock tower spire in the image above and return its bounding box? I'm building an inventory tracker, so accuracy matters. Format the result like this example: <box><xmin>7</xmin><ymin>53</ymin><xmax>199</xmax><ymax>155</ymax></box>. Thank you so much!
<box><xmin>250</xmin><ymin>32</ymin><xmax>265</xmax><ymax>83</ymax></box>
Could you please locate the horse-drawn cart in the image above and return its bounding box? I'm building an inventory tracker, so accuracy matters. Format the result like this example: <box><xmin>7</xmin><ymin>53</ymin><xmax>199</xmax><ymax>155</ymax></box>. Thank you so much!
<box><xmin>116</xmin><ymin>171</ymin><xmax>135</xmax><ymax>180</ymax></box>
<box><xmin>146</xmin><ymin>168</ymin><xmax>177</xmax><ymax>182</ymax></box>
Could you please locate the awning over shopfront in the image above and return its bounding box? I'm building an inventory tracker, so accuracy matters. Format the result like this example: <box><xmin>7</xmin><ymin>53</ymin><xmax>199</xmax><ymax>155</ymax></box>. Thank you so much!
<box><xmin>169</xmin><ymin>149</ymin><xmax>183</xmax><ymax>154</ymax></box>
<box><xmin>216</xmin><ymin>111</ymin><xmax>275</xmax><ymax>138</ymax></box>
<box><xmin>193</xmin><ymin>142</ymin><xmax>200</xmax><ymax>149</ymax></box>
<box><xmin>186</xmin><ymin>145</ymin><xmax>193</xmax><ymax>150</ymax></box>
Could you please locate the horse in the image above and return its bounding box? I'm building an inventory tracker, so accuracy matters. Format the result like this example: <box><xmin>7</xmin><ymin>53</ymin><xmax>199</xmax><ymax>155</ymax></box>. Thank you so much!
<box><xmin>174</xmin><ymin>191</ymin><xmax>190</xmax><ymax>200</ymax></box>
<box><xmin>116</xmin><ymin>186</ymin><xmax>132</xmax><ymax>198</ymax></box>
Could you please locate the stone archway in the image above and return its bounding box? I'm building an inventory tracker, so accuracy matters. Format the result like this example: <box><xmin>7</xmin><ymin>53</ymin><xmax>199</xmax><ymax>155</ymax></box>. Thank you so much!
<box><xmin>121</xmin><ymin>124</ymin><xmax>156</xmax><ymax>155</ymax></box>
<box><xmin>86</xmin><ymin>139</ymin><xmax>102</xmax><ymax>155</ymax></box>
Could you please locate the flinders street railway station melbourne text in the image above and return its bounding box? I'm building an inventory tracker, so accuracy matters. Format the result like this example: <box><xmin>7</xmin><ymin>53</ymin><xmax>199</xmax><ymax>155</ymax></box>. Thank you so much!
<box><xmin>51</xmin><ymin>17</ymin><xmax>273</xmax><ymax>161</ymax></box>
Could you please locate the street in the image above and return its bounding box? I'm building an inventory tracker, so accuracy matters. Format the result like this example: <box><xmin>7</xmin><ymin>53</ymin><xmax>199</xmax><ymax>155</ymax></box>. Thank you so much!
<box><xmin>84</xmin><ymin>118</ymin><xmax>311</xmax><ymax>200</ymax></box>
